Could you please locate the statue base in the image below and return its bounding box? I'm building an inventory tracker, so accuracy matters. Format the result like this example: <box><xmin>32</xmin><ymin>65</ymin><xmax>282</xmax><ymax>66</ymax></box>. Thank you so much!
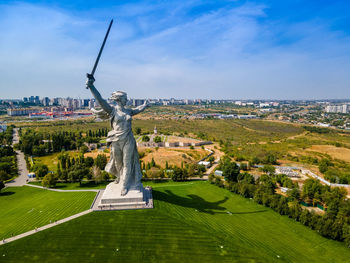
<box><xmin>96</xmin><ymin>182</ymin><xmax>153</xmax><ymax>210</ymax></box>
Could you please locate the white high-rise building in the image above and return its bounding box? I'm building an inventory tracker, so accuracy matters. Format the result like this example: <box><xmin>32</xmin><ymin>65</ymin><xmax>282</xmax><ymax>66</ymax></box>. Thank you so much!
<box><xmin>325</xmin><ymin>104</ymin><xmax>349</xmax><ymax>113</ymax></box>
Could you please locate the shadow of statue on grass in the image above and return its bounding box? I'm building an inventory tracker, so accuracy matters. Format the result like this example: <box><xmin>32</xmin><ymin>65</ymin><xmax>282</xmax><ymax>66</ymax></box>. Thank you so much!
<box><xmin>153</xmin><ymin>189</ymin><xmax>228</xmax><ymax>215</ymax></box>
<box><xmin>0</xmin><ymin>191</ymin><xmax>15</xmax><ymax>196</ymax></box>
<box><xmin>153</xmin><ymin>189</ymin><xmax>269</xmax><ymax>216</ymax></box>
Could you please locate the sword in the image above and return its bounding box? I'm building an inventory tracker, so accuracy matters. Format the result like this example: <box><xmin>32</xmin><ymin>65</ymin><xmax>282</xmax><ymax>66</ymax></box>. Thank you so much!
<box><xmin>86</xmin><ymin>19</ymin><xmax>114</xmax><ymax>88</ymax></box>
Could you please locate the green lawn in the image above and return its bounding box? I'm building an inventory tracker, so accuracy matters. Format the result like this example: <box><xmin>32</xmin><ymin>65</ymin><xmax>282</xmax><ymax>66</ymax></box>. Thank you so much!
<box><xmin>1</xmin><ymin>182</ymin><xmax>349</xmax><ymax>262</ymax></box>
<box><xmin>0</xmin><ymin>186</ymin><xmax>96</xmax><ymax>240</ymax></box>
<box><xmin>33</xmin><ymin>151</ymin><xmax>82</xmax><ymax>171</ymax></box>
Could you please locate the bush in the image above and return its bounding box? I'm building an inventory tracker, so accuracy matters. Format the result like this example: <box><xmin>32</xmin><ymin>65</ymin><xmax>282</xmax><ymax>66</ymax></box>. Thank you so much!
<box><xmin>80</xmin><ymin>145</ymin><xmax>89</xmax><ymax>154</ymax></box>
<box><xmin>94</xmin><ymin>154</ymin><xmax>107</xmax><ymax>170</ymax></box>
<box><xmin>154</xmin><ymin>136</ymin><xmax>162</xmax><ymax>143</ymax></box>
<box><xmin>222</xmin><ymin>162</ymin><xmax>240</xmax><ymax>182</ymax></box>
<box><xmin>32</xmin><ymin>163</ymin><xmax>49</xmax><ymax>178</ymax></box>
<box><xmin>42</xmin><ymin>173</ymin><xmax>57</xmax><ymax>188</ymax></box>
<box><xmin>142</xmin><ymin>135</ymin><xmax>150</xmax><ymax>142</ymax></box>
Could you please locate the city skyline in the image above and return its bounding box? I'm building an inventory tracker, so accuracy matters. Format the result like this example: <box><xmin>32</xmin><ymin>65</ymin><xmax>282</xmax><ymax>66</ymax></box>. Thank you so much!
<box><xmin>1</xmin><ymin>1</ymin><xmax>350</xmax><ymax>100</ymax></box>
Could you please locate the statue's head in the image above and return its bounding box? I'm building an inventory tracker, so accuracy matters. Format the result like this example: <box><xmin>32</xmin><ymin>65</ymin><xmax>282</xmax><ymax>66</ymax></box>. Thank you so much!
<box><xmin>111</xmin><ymin>91</ymin><xmax>127</xmax><ymax>106</ymax></box>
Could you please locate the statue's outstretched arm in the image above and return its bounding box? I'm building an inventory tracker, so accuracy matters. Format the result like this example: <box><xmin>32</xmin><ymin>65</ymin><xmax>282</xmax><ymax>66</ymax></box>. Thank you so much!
<box><xmin>86</xmin><ymin>77</ymin><xmax>113</xmax><ymax>115</ymax></box>
<box><xmin>131</xmin><ymin>100</ymin><xmax>149</xmax><ymax>116</ymax></box>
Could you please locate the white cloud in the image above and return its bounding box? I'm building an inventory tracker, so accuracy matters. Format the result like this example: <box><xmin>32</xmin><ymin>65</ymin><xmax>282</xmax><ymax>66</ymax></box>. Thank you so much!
<box><xmin>0</xmin><ymin>1</ymin><xmax>350</xmax><ymax>99</ymax></box>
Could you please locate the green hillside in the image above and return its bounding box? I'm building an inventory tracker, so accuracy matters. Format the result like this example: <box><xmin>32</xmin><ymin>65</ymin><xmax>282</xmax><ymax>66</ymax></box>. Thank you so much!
<box><xmin>1</xmin><ymin>182</ymin><xmax>349</xmax><ymax>262</ymax></box>
<box><xmin>0</xmin><ymin>186</ymin><xmax>96</xmax><ymax>240</ymax></box>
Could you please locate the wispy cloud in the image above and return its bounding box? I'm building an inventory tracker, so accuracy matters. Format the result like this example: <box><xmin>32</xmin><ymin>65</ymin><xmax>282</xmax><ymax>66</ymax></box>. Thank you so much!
<box><xmin>0</xmin><ymin>1</ymin><xmax>350</xmax><ymax>99</ymax></box>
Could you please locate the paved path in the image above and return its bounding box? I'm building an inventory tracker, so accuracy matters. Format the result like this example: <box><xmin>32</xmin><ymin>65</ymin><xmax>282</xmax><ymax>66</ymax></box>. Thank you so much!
<box><xmin>25</xmin><ymin>183</ymin><xmax>99</xmax><ymax>192</ymax></box>
<box><xmin>0</xmin><ymin>209</ymin><xmax>93</xmax><ymax>246</ymax></box>
<box><xmin>5</xmin><ymin>129</ymin><xmax>29</xmax><ymax>187</ymax></box>
<box><xmin>205</xmin><ymin>157</ymin><xmax>221</xmax><ymax>175</ymax></box>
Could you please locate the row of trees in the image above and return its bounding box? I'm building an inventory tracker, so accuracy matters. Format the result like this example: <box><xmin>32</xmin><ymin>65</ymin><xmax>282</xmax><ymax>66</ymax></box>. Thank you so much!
<box><xmin>30</xmin><ymin>152</ymin><xmax>111</xmax><ymax>187</ymax></box>
<box><xmin>317</xmin><ymin>158</ymin><xmax>350</xmax><ymax>184</ymax></box>
<box><xmin>0</xmin><ymin>125</ymin><xmax>14</xmax><ymax>145</ymax></box>
<box><xmin>141</xmin><ymin>158</ymin><xmax>206</xmax><ymax>181</ymax></box>
<box><xmin>0</xmin><ymin>126</ymin><xmax>17</xmax><ymax>185</ymax></box>
<box><xmin>210</xmin><ymin>160</ymin><xmax>350</xmax><ymax>246</ymax></box>
<box><xmin>0</xmin><ymin>146</ymin><xmax>17</xmax><ymax>183</ymax></box>
<box><xmin>18</xmin><ymin>128</ymin><xmax>109</xmax><ymax>156</ymax></box>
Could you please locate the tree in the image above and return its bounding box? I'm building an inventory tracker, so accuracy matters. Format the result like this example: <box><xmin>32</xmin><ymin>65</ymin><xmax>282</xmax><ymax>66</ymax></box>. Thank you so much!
<box><xmin>259</xmin><ymin>165</ymin><xmax>275</xmax><ymax>174</ymax></box>
<box><xmin>171</xmin><ymin>167</ymin><xmax>188</xmax><ymax>181</ymax></box>
<box><xmin>150</xmin><ymin>157</ymin><xmax>156</xmax><ymax>168</ymax></box>
<box><xmin>318</xmin><ymin>158</ymin><xmax>333</xmax><ymax>173</ymax></box>
<box><xmin>222</xmin><ymin>162</ymin><xmax>240</xmax><ymax>182</ymax></box>
<box><xmin>92</xmin><ymin>166</ymin><xmax>103</xmax><ymax>183</ymax></box>
<box><xmin>32</xmin><ymin>163</ymin><xmax>49</xmax><ymax>178</ymax></box>
<box><xmin>0</xmin><ymin>181</ymin><xmax>5</xmax><ymax>193</ymax></box>
<box><xmin>135</xmin><ymin>127</ymin><xmax>142</xmax><ymax>135</ymax></box>
<box><xmin>95</xmin><ymin>154</ymin><xmax>107</xmax><ymax>170</ymax></box>
<box><xmin>288</xmin><ymin>187</ymin><xmax>300</xmax><ymax>200</ymax></box>
<box><xmin>80</xmin><ymin>145</ymin><xmax>89</xmax><ymax>154</ymax></box>
<box><xmin>262</xmin><ymin>153</ymin><xmax>278</xmax><ymax>165</ymax></box>
<box><xmin>208</xmin><ymin>156</ymin><xmax>215</xmax><ymax>165</ymax></box>
<box><xmin>57</xmin><ymin>163</ymin><xmax>62</xmax><ymax>179</ymax></box>
<box><xmin>68</xmin><ymin>164</ymin><xmax>90</xmax><ymax>185</ymax></box>
<box><xmin>41</xmin><ymin>173</ymin><xmax>57</xmax><ymax>188</ymax></box>
<box><xmin>142</xmin><ymin>135</ymin><xmax>150</xmax><ymax>142</ymax></box>
<box><xmin>154</xmin><ymin>136</ymin><xmax>162</xmax><ymax>143</ymax></box>
<box><xmin>0</xmin><ymin>171</ymin><xmax>11</xmax><ymax>182</ymax></box>
<box><xmin>240</xmin><ymin>163</ymin><xmax>248</xmax><ymax>171</ymax></box>
<box><xmin>84</xmin><ymin>157</ymin><xmax>94</xmax><ymax>167</ymax></box>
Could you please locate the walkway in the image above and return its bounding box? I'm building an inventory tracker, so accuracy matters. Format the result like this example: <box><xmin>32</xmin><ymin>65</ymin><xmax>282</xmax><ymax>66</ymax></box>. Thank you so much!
<box><xmin>205</xmin><ymin>157</ymin><xmax>221</xmax><ymax>176</ymax></box>
<box><xmin>5</xmin><ymin>129</ymin><xmax>29</xmax><ymax>187</ymax></box>
<box><xmin>0</xmin><ymin>209</ymin><xmax>93</xmax><ymax>246</ymax></box>
<box><xmin>25</xmin><ymin>183</ymin><xmax>99</xmax><ymax>192</ymax></box>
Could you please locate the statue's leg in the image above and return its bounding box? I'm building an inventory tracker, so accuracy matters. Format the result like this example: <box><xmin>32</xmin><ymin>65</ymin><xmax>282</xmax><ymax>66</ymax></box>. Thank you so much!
<box><xmin>120</xmin><ymin>136</ymin><xmax>134</xmax><ymax>196</ymax></box>
<box><xmin>113</xmin><ymin>142</ymin><xmax>123</xmax><ymax>184</ymax></box>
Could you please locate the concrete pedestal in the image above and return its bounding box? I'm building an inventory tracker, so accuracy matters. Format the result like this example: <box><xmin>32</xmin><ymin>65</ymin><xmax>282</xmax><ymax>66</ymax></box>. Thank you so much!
<box><xmin>97</xmin><ymin>182</ymin><xmax>153</xmax><ymax>210</ymax></box>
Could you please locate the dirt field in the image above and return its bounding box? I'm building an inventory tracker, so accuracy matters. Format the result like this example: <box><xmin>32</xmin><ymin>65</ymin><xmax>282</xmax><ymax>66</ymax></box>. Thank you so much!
<box><xmin>84</xmin><ymin>150</ymin><xmax>110</xmax><ymax>159</ymax></box>
<box><xmin>139</xmin><ymin>147</ymin><xmax>208</xmax><ymax>168</ymax></box>
<box><xmin>307</xmin><ymin>145</ymin><xmax>350</xmax><ymax>162</ymax></box>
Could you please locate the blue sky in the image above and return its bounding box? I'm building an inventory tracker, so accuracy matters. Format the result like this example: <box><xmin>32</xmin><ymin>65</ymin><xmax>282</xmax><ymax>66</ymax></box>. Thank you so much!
<box><xmin>1</xmin><ymin>0</ymin><xmax>350</xmax><ymax>99</ymax></box>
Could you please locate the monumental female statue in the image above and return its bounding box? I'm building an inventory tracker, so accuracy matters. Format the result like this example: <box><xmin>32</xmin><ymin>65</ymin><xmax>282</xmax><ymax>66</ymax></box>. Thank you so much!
<box><xmin>86</xmin><ymin>75</ymin><xmax>148</xmax><ymax>196</ymax></box>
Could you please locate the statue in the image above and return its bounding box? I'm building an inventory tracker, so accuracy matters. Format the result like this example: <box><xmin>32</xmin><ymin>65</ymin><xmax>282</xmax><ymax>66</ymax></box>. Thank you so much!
<box><xmin>86</xmin><ymin>76</ymin><xmax>148</xmax><ymax>196</ymax></box>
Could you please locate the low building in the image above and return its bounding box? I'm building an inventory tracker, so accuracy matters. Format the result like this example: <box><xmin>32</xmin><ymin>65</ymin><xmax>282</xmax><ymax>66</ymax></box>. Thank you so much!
<box><xmin>165</xmin><ymin>142</ymin><xmax>179</xmax><ymax>147</ymax></box>
<box><xmin>198</xmin><ymin>161</ymin><xmax>211</xmax><ymax>169</ymax></box>
<box><xmin>7</xmin><ymin>108</ymin><xmax>40</xmax><ymax>116</ymax></box>
<box><xmin>215</xmin><ymin>170</ymin><xmax>223</xmax><ymax>176</ymax></box>
<box><xmin>275</xmin><ymin>167</ymin><xmax>300</xmax><ymax>178</ymax></box>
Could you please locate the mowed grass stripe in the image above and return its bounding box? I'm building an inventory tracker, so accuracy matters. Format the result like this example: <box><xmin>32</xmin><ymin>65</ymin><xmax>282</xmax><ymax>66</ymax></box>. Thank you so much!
<box><xmin>0</xmin><ymin>210</ymin><xmax>241</xmax><ymax>263</ymax></box>
<box><xmin>0</xmin><ymin>186</ymin><xmax>95</xmax><ymax>239</ymax></box>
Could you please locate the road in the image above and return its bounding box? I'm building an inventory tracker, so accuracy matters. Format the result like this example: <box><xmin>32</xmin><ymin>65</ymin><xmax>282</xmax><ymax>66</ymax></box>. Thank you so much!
<box><xmin>5</xmin><ymin>128</ymin><xmax>29</xmax><ymax>187</ymax></box>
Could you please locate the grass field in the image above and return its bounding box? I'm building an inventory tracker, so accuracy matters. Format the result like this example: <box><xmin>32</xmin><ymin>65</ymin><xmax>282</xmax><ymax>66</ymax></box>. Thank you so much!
<box><xmin>307</xmin><ymin>145</ymin><xmax>350</xmax><ymax>162</ymax></box>
<box><xmin>1</xmin><ymin>182</ymin><xmax>349</xmax><ymax>262</ymax></box>
<box><xmin>0</xmin><ymin>186</ymin><xmax>96</xmax><ymax>240</ymax></box>
<box><xmin>139</xmin><ymin>147</ymin><xmax>208</xmax><ymax>168</ymax></box>
<box><xmin>34</xmin><ymin>151</ymin><xmax>81</xmax><ymax>171</ymax></box>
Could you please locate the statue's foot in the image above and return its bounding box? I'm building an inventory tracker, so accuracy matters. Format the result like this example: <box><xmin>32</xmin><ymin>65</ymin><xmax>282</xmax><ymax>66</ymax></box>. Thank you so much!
<box><xmin>121</xmin><ymin>188</ymin><xmax>128</xmax><ymax>196</ymax></box>
<box><xmin>114</xmin><ymin>177</ymin><xmax>120</xmax><ymax>184</ymax></box>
